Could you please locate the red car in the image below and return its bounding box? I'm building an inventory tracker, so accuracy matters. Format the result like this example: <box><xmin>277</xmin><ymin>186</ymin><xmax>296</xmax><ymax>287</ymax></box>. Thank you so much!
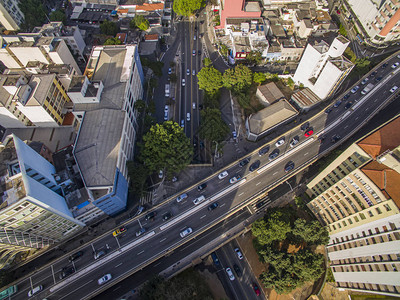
<box><xmin>253</xmin><ymin>283</ymin><xmax>261</xmax><ymax>296</ymax></box>
<box><xmin>304</xmin><ymin>129</ymin><xmax>314</xmax><ymax>137</ymax></box>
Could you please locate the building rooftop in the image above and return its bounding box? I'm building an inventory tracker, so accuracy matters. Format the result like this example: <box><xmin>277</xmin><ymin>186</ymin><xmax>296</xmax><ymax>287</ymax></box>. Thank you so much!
<box><xmin>328</xmin><ymin>56</ymin><xmax>354</xmax><ymax>71</ymax></box>
<box><xmin>257</xmin><ymin>82</ymin><xmax>285</xmax><ymax>104</ymax></box>
<box><xmin>291</xmin><ymin>88</ymin><xmax>321</xmax><ymax>108</ymax></box>
<box><xmin>28</xmin><ymin>74</ymin><xmax>55</xmax><ymax>106</ymax></box>
<box><xmin>74</xmin><ymin>109</ymin><xmax>125</xmax><ymax>189</ymax></box>
<box><xmin>244</xmin><ymin>2</ymin><xmax>261</xmax><ymax>12</ymax></box>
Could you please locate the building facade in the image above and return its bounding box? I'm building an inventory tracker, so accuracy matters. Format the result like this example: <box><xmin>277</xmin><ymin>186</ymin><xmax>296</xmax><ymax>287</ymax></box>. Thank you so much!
<box><xmin>0</xmin><ymin>135</ymin><xmax>84</xmax><ymax>268</ymax></box>
<box><xmin>0</xmin><ymin>0</ymin><xmax>24</xmax><ymax>31</ymax></box>
<box><xmin>306</xmin><ymin>116</ymin><xmax>400</xmax><ymax>297</ymax></box>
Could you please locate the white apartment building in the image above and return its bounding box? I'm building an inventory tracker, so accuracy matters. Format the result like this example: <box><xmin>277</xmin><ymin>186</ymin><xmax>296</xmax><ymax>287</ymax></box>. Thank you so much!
<box><xmin>0</xmin><ymin>0</ymin><xmax>24</xmax><ymax>31</ymax></box>
<box><xmin>342</xmin><ymin>0</ymin><xmax>400</xmax><ymax>47</ymax></box>
<box><xmin>0</xmin><ymin>134</ymin><xmax>84</xmax><ymax>268</ymax></box>
<box><xmin>292</xmin><ymin>35</ymin><xmax>354</xmax><ymax>100</ymax></box>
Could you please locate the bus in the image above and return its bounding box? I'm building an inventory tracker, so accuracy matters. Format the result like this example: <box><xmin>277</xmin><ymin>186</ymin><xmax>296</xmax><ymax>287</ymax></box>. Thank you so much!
<box><xmin>0</xmin><ymin>285</ymin><xmax>18</xmax><ymax>300</ymax></box>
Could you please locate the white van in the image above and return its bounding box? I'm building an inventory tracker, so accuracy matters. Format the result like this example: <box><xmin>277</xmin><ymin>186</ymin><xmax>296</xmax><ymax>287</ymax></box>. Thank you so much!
<box><xmin>180</xmin><ymin>227</ymin><xmax>193</xmax><ymax>238</ymax></box>
<box><xmin>28</xmin><ymin>285</ymin><xmax>43</xmax><ymax>297</ymax></box>
<box><xmin>193</xmin><ymin>195</ymin><xmax>205</xmax><ymax>205</ymax></box>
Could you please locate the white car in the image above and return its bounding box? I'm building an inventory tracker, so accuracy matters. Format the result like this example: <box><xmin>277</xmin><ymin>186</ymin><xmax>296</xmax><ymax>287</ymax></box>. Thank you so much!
<box><xmin>361</xmin><ymin>78</ymin><xmax>369</xmax><ymax>85</ymax></box>
<box><xmin>192</xmin><ymin>102</ymin><xmax>196</xmax><ymax>109</ymax></box>
<box><xmin>229</xmin><ymin>175</ymin><xmax>241</xmax><ymax>184</ymax></box>
<box><xmin>176</xmin><ymin>193</ymin><xmax>188</xmax><ymax>202</ymax></box>
<box><xmin>180</xmin><ymin>227</ymin><xmax>193</xmax><ymax>238</ymax></box>
<box><xmin>182</xmin><ymin>79</ymin><xmax>185</xmax><ymax>86</ymax></box>
<box><xmin>275</xmin><ymin>138</ymin><xmax>285</xmax><ymax>147</ymax></box>
<box><xmin>193</xmin><ymin>195</ymin><xmax>205</xmax><ymax>205</ymax></box>
<box><xmin>226</xmin><ymin>267</ymin><xmax>235</xmax><ymax>281</ymax></box>
<box><xmin>234</xmin><ymin>247</ymin><xmax>243</xmax><ymax>260</ymax></box>
<box><xmin>390</xmin><ymin>86</ymin><xmax>398</xmax><ymax>93</ymax></box>
<box><xmin>186</xmin><ymin>113</ymin><xmax>190</xmax><ymax>121</ymax></box>
<box><xmin>192</xmin><ymin>70</ymin><xmax>196</xmax><ymax>76</ymax></box>
<box><xmin>187</xmin><ymin>69</ymin><xmax>190</xmax><ymax>76</ymax></box>
<box><xmin>28</xmin><ymin>286</ymin><xmax>43</xmax><ymax>297</ymax></box>
<box><xmin>351</xmin><ymin>85</ymin><xmax>359</xmax><ymax>93</ymax></box>
<box><xmin>218</xmin><ymin>171</ymin><xmax>228</xmax><ymax>180</ymax></box>
<box><xmin>98</xmin><ymin>274</ymin><xmax>112</xmax><ymax>285</ymax></box>
<box><xmin>290</xmin><ymin>137</ymin><xmax>299</xmax><ymax>148</ymax></box>
<box><xmin>136</xmin><ymin>227</ymin><xmax>146</xmax><ymax>237</ymax></box>
<box><xmin>391</xmin><ymin>62</ymin><xmax>399</xmax><ymax>69</ymax></box>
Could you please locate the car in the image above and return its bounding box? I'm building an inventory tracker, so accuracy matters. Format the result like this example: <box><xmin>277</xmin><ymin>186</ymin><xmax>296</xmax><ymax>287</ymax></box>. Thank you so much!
<box><xmin>181</xmin><ymin>120</ymin><xmax>184</xmax><ymax>128</ymax></box>
<box><xmin>164</xmin><ymin>111</ymin><xmax>168</xmax><ymax>121</ymax></box>
<box><xmin>168</xmin><ymin>68</ymin><xmax>172</xmax><ymax>75</ymax></box>
<box><xmin>249</xmin><ymin>160</ymin><xmax>260</xmax><ymax>172</ymax></box>
<box><xmin>361</xmin><ymin>78</ymin><xmax>369</xmax><ymax>85</ymax></box>
<box><xmin>192</xmin><ymin>50</ymin><xmax>196</xmax><ymax>56</ymax></box>
<box><xmin>370</xmin><ymin>71</ymin><xmax>377</xmax><ymax>77</ymax></box>
<box><xmin>94</xmin><ymin>250</ymin><xmax>106</xmax><ymax>260</ymax></box>
<box><xmin>197</xmin><ymin>183</ymin><xmax>207</xmax><ymax>191</ymax></box>
<box><xmin>269</xmin><ymin>149</ymin><xmax>280</xmax><ymax>161</ymax></box>
<box><xmin>351</xmin><ymin>85</ymin><xmax>360</xmax><ymax>93</ymax></box>
<box><xmin>239</xmin><ymin>157</ymin><xmax>250</xmax><ymax>167</ymax></box>
<box><xmin>162</xmin><ymin>212</ymin><xmax>172</xmax><ymax>221</ymax></box>
<box><xmin>304</xmin><ymin>129</ymin><xmax>314</xmax><ymax>137</ymax></box>
<box><xmin>331</xmin><ymin>134</ymin><xmax>341</xmax><ymax>143</ymax></box>
<box><xmin>229</xmin><ymin>175</ymin><xmax>241</xmax><ymax>184</ymax></box>
<box><xmin>211</xmin><ymin>252</ymin><xmax>220</xmax><ymax>266</ymax></box>
<box><xmin>158</xmin><ymin>170</ymin><xmax>163</xmax><ymax>178</ymax></box>
<box><xmin>275</xmin><ymin>138</ymin><xmax>285</xmax><ymax>147</ymax></box>
<box><xmin>192</xmin><ymin>70</ymin><xmax>196</xmax><ymax>76</ymax></box>
<box><xmin>300</xmin><ymin>122</ymin><xmax>309</xmax><ymax>131</ymax></box>
<box><xmin>69</xmin><ymin>251</ymin><xmax>83</xmax><ymax>262</ymax></box>
<box><xmin>28</xmin><ymin>285</ymin><xmax>43</xmax><ymax>297</ymax></box>
<box><xmin>194</xmin><ymin>35</ymin><xmax>196</xmax><ymax>41</ymax></box>
<box><xmin>333</xmin><ymin>100</ymin><xmax>342</xmax><ymax>108</ymax></box>
<box><xmin>375</xmin><ymin>76</ymin><xmax>383</xmax><ymax>82</ymax></box>
<box><xmin>226</xmin><ymin>267</ymin><xmax>235</xmax><ymax>281</ymax></box>
<box><xmin>187</xmin><ymin>69</ymin><xmax>190</xmax><ymax>76</ymax></box>
<box><xmin>192</xmin><ymin>102</ymin><xmax>196</xmax><ymax>109</ymax></box>
<box><xmin>390</xmin><ymin>86</ymin><xmax>398</xmax><ymax>93</ymax></box>
<box><xmin>193</xmin><ymin>195</ymin><xmax>206</xmax><ymax>205</ymax></box>
<box><xmin>382</xmin><ymin>63</ymin><xmax>388</xmax><ymax>69</ymax></box>
<box><xmin>290</xmin><ymin>137</ymin><xmax>299</xmax><ymax>148</ymax></box>
<box><xmin>186</xmin><ymin>113</ymin><xmax>190</xmax><ymax>121</ymax></box>
<box><xmin>258</xmin><ymin>145</ymin><xmax>270</xmax><ymax>156</ymax></box>
<box><xmin>234</xmin><ymin>247</ymin><xmax>243</xmax><ymax>259</ymax></box>
<box><xmin>398</xmin><ymin>54</ymin><xmax>400</xmax><ymax>59</ymax></box>
<box><xmin>144</xmin><ymin>211</ymin><xmax>157</xmax><ymax>221</ymax></box>
<box><xmin>325</xmin><ymin>107</ymin><xmax>332</xmax><ymax>114</ymax></box>
<box><xmin>344</xmin><ymin>102</ymin><xmax>353</xmax><ymax>109</ymax></box>
<box><xmin>59</xmin><ymin>266</ymin><xmax>75</xmax><ymax>279</ymax></box>
<box><xmin>176</xmin><ymin>193</ymin><xmax>188</xmax><ymax>202</ymax></box>
<box><xmin>112</xmin><ymin>226</ymin><xmax>127</xmax><ymax>237</ymax></box>
<box><xmin>343</xmin><ymin>93</ymin><xmax>351</xmax><ymax>100</ymax></box>
<box><xmin>253</xmin><ymin>283</ymin><xmax>261</xmax><ymax>296</ymax></box>
<box><xmin>136</xmin><ymin>227</ymin><xmax>146</xmax><ymax>237</ymax></box>
<box><xmin>391</xmin><ymin>62</ymin><xmax>399</xmax><ymax>69</ymax></box>
<box><xmin>98</xmin><ymin>274</ymin><xmax>112</xmax><ymax>285</ymax></box>
<box><xmin>198</xmin><ymin>50</ymin><xmax>201</xmax><ymax>55</ymax></box>
<box><xmin>164</xmin><ymin>105</ymin><xmax>169</xmax><ymax>113</ymax></box>
<box><xmin>284</xmin><ymin>161</ymin><xmax>295</xmax><ymax>172</ymax></box>
<box><xmin>218</xmin><ymin>171</ymin><xmax>228</xmax><ymax>180</ymax></box>
<box><xmin>233</xmin><ymin>264</ymin><xmax>242</xmax><ymax>277</ymax></box>
<box><xmin>137</xmin><ymin>205</ymin><xmax>145</xmax><ymax>215</ymax></box>
<box><xmin>208</xmin><ymin>202</ymin><xmax>219</xmax><ymax>211</ymax></box>
<box><xmin>180</xmin><ymin>227</ymin><xmax>193</xmax><ymax>238</ymax></box>
<box><xmin>182</xmin><ymin>79</ymin><xmax>185</xmax><ymax>86</ymax></box>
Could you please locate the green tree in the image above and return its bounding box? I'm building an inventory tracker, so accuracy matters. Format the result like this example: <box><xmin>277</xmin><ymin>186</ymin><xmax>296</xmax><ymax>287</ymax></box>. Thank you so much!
<box><xmin>197</xmin><ymin>66</ymin><xmax>223</xmax><ymax>93</ymax></box>
<box><xmin>49</xmin><ymin>9</ymin><xmax>66</xmax><ymax>24</ymax></box>
<box><xmin>292</xmin><ymin>219</ymin><xmax>329</xmax><ymax>245</ymax></box>
<box><xmin>198</xmin><ymin>108</ymin><xmax>229</xmax><ymax>143</ymax></box>
<box><xmin>126</xmin><ymin>161</ymin><xmax>149</xmax><ymax>197</ymax></box>
<box><xmin>104</xmin><ymin>37</ymin><xmax>122</xmax><ymax>45</ymax></box>
<box><xmin>251</xmin><ymin>211</ymin><xmax>291</xmax><ymax>245</ymax></box>
<box><xmin>235</xmin><ymin>92</ymin><xmax>251</xmax><ymax>110</ymax></box>
<box><xmin>140</xmin><ymin>121</ymin><xmax>193</xmax><ymax>176</ymax></box>
<box><xmin>203</xmin><ymin>90</ymin><xmax>220</xmax><ymax>109</ymax></box>
<box><xmin>100</xmin><ymin>20</ymin><xmax>119</xmax><ymax>36</ymax></box>
<box><xmin>19</xmin><ymin>0</ymin><xmax>47</xmax><ymax>31</ymax></box>
<box><xmin>133</xmin><ymin>99</ymin><xmax>146</xmax><ymax>113</ymax></box>
<box><xmin>173</xmin><ymin>0</ymin><xmax>204</xmax><ymax>17</ymax></box>
<box><xmin>222</xmin><ymin>68</ymin><xmax>236</xmax><ymax>90</ymax></box>
<box><xmin>203</xmin><ymin>57</ymin><xmax>212</xmax><ymax>67</ymax></box>
<box><xmin>246</xmin><ymin>51</ymin><xmax>262</xmax><ymax>66</ymax></box>
<box><xmin>169</xmin><ymin>73</ymin><xmax>177</xmax><ymax>83</ymax></box>
<box><xmin>339</xmin><ymin>24</ymin><xmax>347</xmax><ymax>37</ymax></box>
<box><xmin>130</xmin><ymin>15</ymin><xmax>150</xmax><ymax>31</ymax></box>
<box><xmin>253</xmin><ymin>72</ymin><xmax>266</xmax><ymax>85</ymax></box>
<box><xmin>223</xmin><ymin>65</ymin><xmax>253</xmax><ymax>92</ymax></box>
<box><xmin>220</xmin><ymin>44</ymin><xmax>229</xmax><ymax>57</ymax></box>
<box><xmin>141</xmin><ymin>58</ymin><xmax>164</xmax><ymax>77</ymax></box>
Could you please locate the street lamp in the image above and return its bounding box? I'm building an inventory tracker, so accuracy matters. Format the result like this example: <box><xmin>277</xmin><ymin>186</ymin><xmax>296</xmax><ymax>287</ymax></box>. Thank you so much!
<box><xmin>286</xmin><ymin>180</ymin><xmax>293</xmax><ymax>192</ymax></box>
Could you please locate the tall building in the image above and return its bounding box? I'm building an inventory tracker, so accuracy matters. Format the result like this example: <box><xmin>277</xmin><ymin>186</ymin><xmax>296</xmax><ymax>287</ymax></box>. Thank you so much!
<box><xmin>292</xmin><ymin>35</ymin><xmax>354</xmax><ymax>100</ymax></box>
<box><xmin>72</xmin><ymin>45</ymin><xmax>144</xmax><ymax>216</ymax></box>
<box><xmin>0</xmin><ymin>134</ymin><xmax>84</xmax><ymax>269</ymax></box>
<box><xmin>0</xmin><ymin>0</ymin><xmax>24</xmax><ymax>31</ymax></box>
<box><xmin>342</xmin><ymin>0</ymin><xmax>400</xmax><ymax>47</ymax></box>
<box><xmin>306</xmin><ymin>116</ymin><xmax>400</xmax><ymax>297</ymax></box>
<box><xmin>0</xmin><ymin>73</ymin><xmax>73</xmax><ymax>128</ymax></box>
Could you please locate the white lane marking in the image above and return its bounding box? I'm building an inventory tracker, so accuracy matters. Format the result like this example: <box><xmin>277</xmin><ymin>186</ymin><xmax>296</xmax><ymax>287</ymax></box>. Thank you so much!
<box><xmin>238</xmin><ymin>192</ymin><xmax>244</xmax><ymax>196</ymax></box>
<box><xmin>200</xmin><ymin>215</ymin><xmax>206</xmax><ymax>219</ymax></box>
<box><xmin>273</xmin><ymin>171</ymin><xmax>278</xmax><ymax>175</ymax></box>
<box><xmin>159</xmin><ymin>238</ymin><xmax>166</xmax><ymax>243</ymax></box>
<box><xmin>355</xmin><ymin>116</ymin><xmax>359</xmax><ymax>120</ymax></box>
<box><xmin>304</xmin><ymin>152</ymin><xmax>308</xmax><ymax>156</ymax></box>
<box><xmin>137</xmin><ymin>250</ymin><xmax>144</xmax><ymax>255</ymax></box>
<box><xmin>220</xmin><ymin>203</ymin><xmax>226</xmax><ymax>207</ymax></box>
<box><xmin>153</xmin><ymin>262</ymin><xmax>162</xmax><ymax>267</ymax></box>
<box><xmin>344</xmin><ymin>125</ymin><xmax>348</xmax><ymax>129</ymax></box>
<box><xmin>115</xmin><ymin>263</ymin><xmax>122</xmax><ymax>268</ymax></box>
<box><xmin>256</xmin><ymin>182</ymin><xmax>261</xmax><ymax>186</ymax></box>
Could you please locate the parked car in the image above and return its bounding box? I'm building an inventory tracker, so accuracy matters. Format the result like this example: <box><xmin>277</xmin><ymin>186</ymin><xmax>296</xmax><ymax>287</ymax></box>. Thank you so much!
<box><xmin>333</xmin><ymin>100</ymin><xmax>342</xmax><ymax>108</ymax></box>
<box><xmin>268</xmin><ymin>149</ymin><xmax>280</xmax><ymax>161</ymax></box>
<box><xmin>226</xmin><ymin>267</ymin><xmax>235</xmax><ymax>281</ymax></box>
<box><xmin>258</xmin><ymin>145</ymin><xmax>270</xmax><ymax>156</ymax></box>
<box><xmin>284</xmin><ymin>161</ymin><xmax>295</xmax><ymax>173</ymax></box>
<box><xmin>344</xmin><ymin>102</ymin><xmax>353</xmax><ymax>109</ymax></box>
<box><xmin>375</xmin><ymin>76</ymin><xmax>383</xmax><ymax>82</ymax></box>
<box><xmin>112</xmin><ymin>226</ymin><xmax>126</xmax><ymax>237</ymax></box>
<box><xmin>325</xmin><ymin>107</ymin><xmax>332</xmax><ymax>114</ymax></box>
<box><xmin>208</xmin><ymin>202</ymin><xmax>219</xmax><ymax>211</ymax></box>
<box><xmin>197</xmin><ymin>183</ymin><xmax>207</xmax><ymax>191</ymax></box>
<box><xmin>361</xmin><ymin>78</ymin><xmax>369</xmax><ymax>85</ymax></box>
<box><xmin>211</xmin><ymin>252</ymin><xmax>220</xmax><ymax>266</ymax></box>
<box><xmin>180</xmin><ymin>227</ymin><xmax>193</xmax><ymax>238</ymax></box>
<box><xmin>249</xmin><ymin>160</ymin><xmax>260</xmax><ymax>172</ymax></box>
<box><xmin>144</xmin><ymin>211</ymin><xmax>157</xmax><ymax>221</ymax></box>
<box><xmin>94</xmin><ymin>250</ymin><xmax>106</xmax><ymax>260</ymax></box>
<box><xmin>234</xmin><ymin>247</ymin><xmax>243</xmax><ymax>259</ymax></box>
<box><xmin>239</xmin><ymin>157</ymin><xmax>250</xmax><ymax>167</ymax></box>
<box><xmin>382</xmin><ymin>63</ymin><xmax>388</xmax><ymax>69</ymax></box>
<box><xmin>391</xmin><ymin>62</ymin><xmax>399</xmax><ymax>69</ymax></box>
<box><xmin>331</xmin><ymin>134</ymin><xmax>341</xmax><ymax>143</ymax></box>
<box><xmin>343</xmin><ymin>92</ymin><xmax>351</xmax><ymax>100</ymax></box>
<box><xmin>233</xmin><ymin>264</ymin><xmax>242</xmax><ymax>277</ymax></box>
<box><xmin>290</xmin><ymin>137</ymin><xmax>299</xmax><ymax>148</ymax></box>
<box><xmin>137</xmin><ymin>205</ymin><xmax>145</xmax><ymax>215</ymax></box>
<box><xmin>176</xmin><ymin>193</ymin><xmax>188</xmax><ymax>202</ymax></box>
<box><xmin>304</xmin><ymin>129</ymin><xmax>314</xmax><ymax>137</ymax></box>
<box><xmin>136</xmin><ymin>227</ymin><xmax>146</xmax><ymax>237</ymax></box>
<box><xmin>253</xmin><ymin>283</ymin><xmax>261</xmax><ymax>296</ymax></box>
<box><xmin>351</xmin><ymin>85</ymin><xmax>360</xmax><ymax>93</ymax></box>
<box><xmin>98</xmin><ymin>274</ymin><xmax>112</xmax><ymax>285</ymax></box>
<box><xmin>69</xmin><ymin>251</ymin><xmax>83</xmax><ymax>262</ymax></box>
<box><xmin>275</xmin><ymin>138</ymin><xmax>285</xmax><ymax>147</ymax></box>
<box><xmin>300</xmin><ymin>122</ymin><xmax>309</xmax><ymax>131</ymax></box>
<box><xmin>28</xmin><ymin>286</ymin><xmax>43</xmax><ymax>298</ymax></box>
<box><xmin>229</xmin><ymin>175</ymin><xmax>241</xmax><ymax>184</ymax></box>
<box><xmin>218</xmin><ymin>171</ymin><xmax>228</xmax><ymax>180</ymax></box>
<box><xmin>162</xmin><ymin>212</ymin><xmax>172</xmax><ymax>221</ymax></box>
<box><xmin>370</xmin><ymin>71</ymin><xmax>377</xmax><ymax>77</ymax></box>
<box><xmin>59</xmin><ymin>266</ymin><xmax>75</xmax><ymax>279</ymax></box>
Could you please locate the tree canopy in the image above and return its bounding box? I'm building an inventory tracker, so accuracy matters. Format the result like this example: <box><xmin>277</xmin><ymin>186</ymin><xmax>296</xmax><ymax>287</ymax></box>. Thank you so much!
<box><xmin>130</xmin><ymin>15</ymin><xmax>150</xmax><ymax>31</ymax></box>
<box><xmin>197</xmin><ymin>66</ymin><xmax>223</xmax><ymax>93</ymax></box>
<box><xmin>198</xmin><ymin>108</ymin><xmax>230</xmax><ymax>143</ymax></box>
<box><xmin>19</xmin><ymin>0</ymin><xmax>47</xmax><ymax>31</ymax></box>
<box><xmin>173</xmin><ymin>0</ymin><xmax>204</xmax><ymax>17</ymax></box>
<box><xmin>140</xmin><ymin>121</ymin><xmax>193</xmax><ymax>176</ymax></box>
<box><xmin>104</xmin><ymin>37</ymin><xmax>122</xmax><ymax>45</ymax></box>
<box><xmin>253</xmin><ymin>72</ymin><xmax>266</xmax><ymax>85</ymax></box>
<box><xmin>100</xmin><ymin>20</ymin><xmax>119</xmax><ymax>36</ymax></box>
<box><xmin>126</xmin><ymin>161</ymin><xmax>149</xmax><ymax>197</ymax></box>
<box><xmin>49</xmin><ymin>9</ymin><xmax>66</xmax><ymax>24</ymax></box>
<box><xmin>222</xmin><ymin>65</ymin><xmax>253</xmax><ymax>92</ymax></box>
